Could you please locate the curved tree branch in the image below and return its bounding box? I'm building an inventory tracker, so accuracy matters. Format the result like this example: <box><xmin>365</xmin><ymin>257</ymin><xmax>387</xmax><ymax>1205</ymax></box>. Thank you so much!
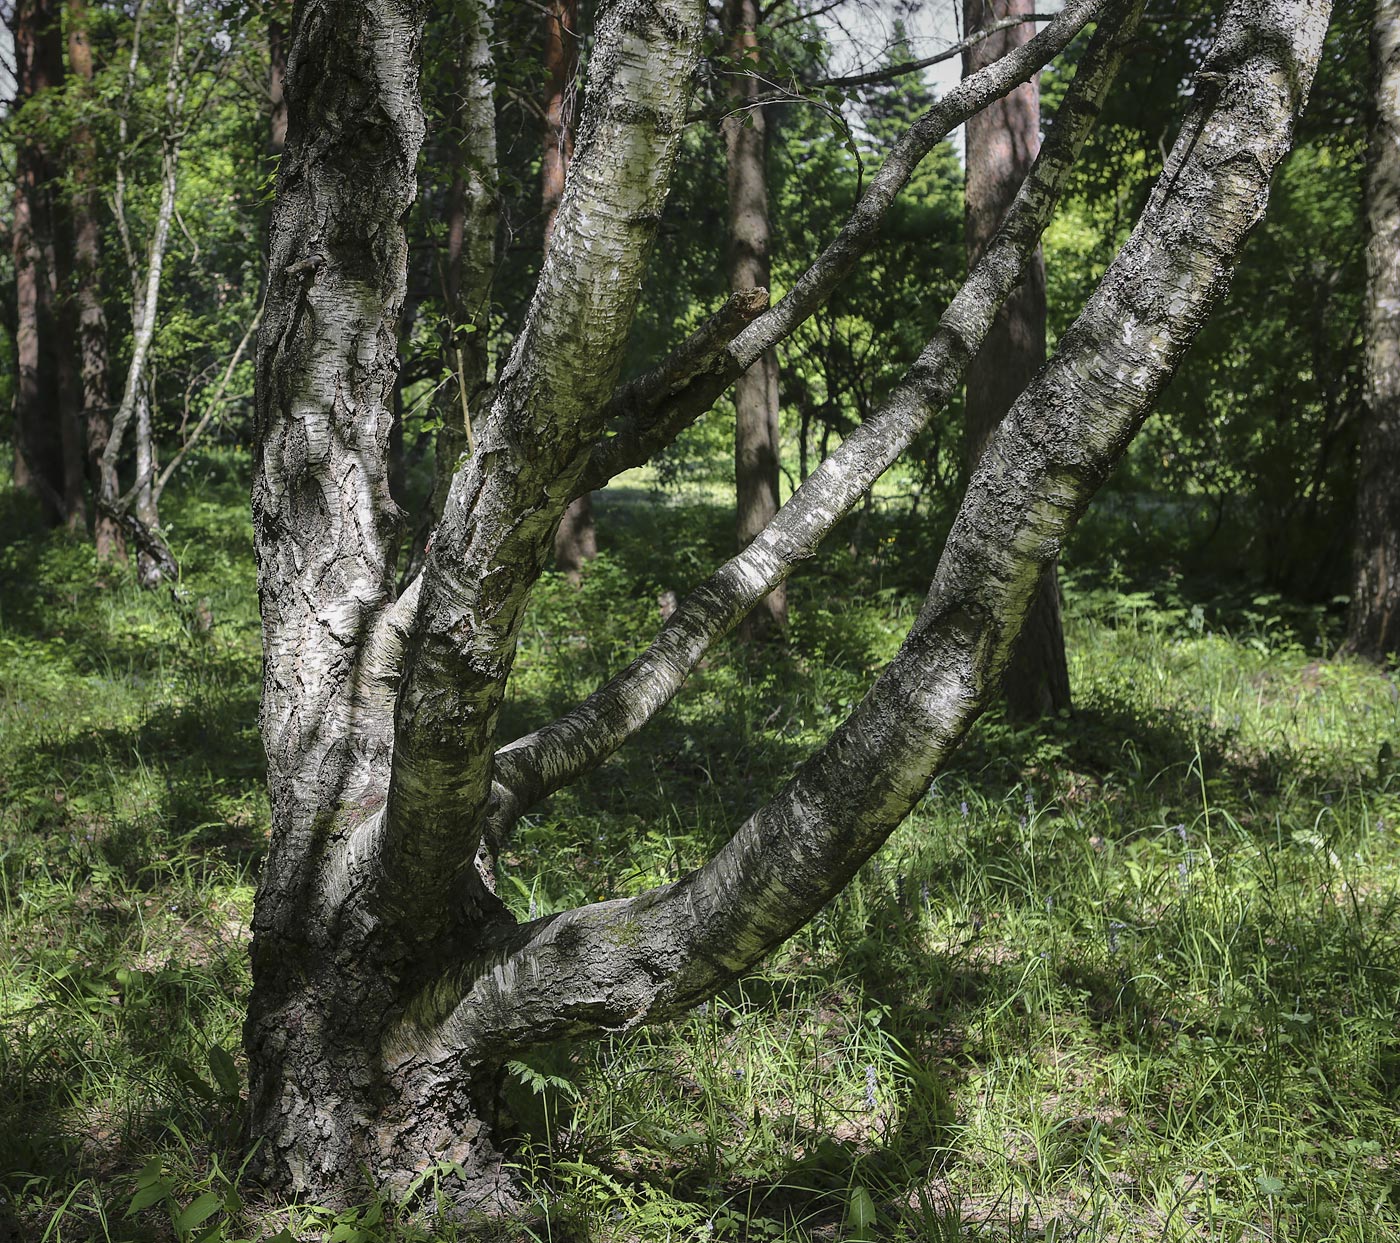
<box><xmin>574</xmin><ymin>0</ymin><xmax>1110</xmax><ymax>495</ymax></box>
<box><xmin>390</xmin><ymin>0</ymin><xmax>1331</xmax><ymax>1063</ymax></box>
<box><xmin>487</xmin><ymin>0</ymin><xmax>1142</xmax><ymax>845</ymax></box>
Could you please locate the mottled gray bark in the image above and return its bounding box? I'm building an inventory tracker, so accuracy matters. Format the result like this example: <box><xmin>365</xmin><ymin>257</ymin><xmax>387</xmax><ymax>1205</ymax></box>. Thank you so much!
<box><xmin>963</xmin><ymin>0</ymin><xmax>1071</xmax><ymax>719</ymax></box>
<box><xmin>545</xmin><ymin>0</ymin><xmax>601</xmax><ymax>581</ymax></box>
<box><xmin>1348</xmin><ymin>0</ymin><xmax>1400</xmax><ymax>659</ymax></box>
<box><xmin>248</xmin><ymin>0</ymin><xmax>1330</xmax><ymax>1215</ymax></box>
<box><xmin>725</xmin><ymin>0</ymin><xmax>786</xmax><ymax>636</ymax></box>
<box><xmin>248</xmin><ymin>0</ymin><xmax>705</xmax><ymax>1207</ymax></box>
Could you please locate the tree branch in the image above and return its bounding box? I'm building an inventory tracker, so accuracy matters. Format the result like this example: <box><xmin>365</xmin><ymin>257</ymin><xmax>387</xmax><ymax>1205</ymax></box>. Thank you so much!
<box><xmin>488</xmin><ymin>0</ymin><xmax>1138</xmax><ymax>847</ymax></box>
<box><xmin>367</xmin><ymin>0</ymin><xmax>708</xmax><ymax>936</ymax></box>
<box><xmin>390</xmin><ymin>0</ymin><xmax>1331</xmax><ymax>1060</ymax></box>
<box><xmin>573</xmin><ymin>0</ymin><xmax>1110</xmax><ymax>496</ymax></box>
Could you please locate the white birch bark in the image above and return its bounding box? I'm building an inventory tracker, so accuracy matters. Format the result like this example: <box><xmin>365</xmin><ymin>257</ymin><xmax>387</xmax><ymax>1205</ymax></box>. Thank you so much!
<box><xmin>393</xmin><ymin>0</ymin><xmax>1331</xmax><ymax>1066</ymax></box>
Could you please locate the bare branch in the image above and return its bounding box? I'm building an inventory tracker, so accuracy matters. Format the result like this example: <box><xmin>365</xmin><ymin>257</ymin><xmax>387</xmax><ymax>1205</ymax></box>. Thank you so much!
<box><xmin>574</xmin><ymin>0</ymin><xmax>1111</xmax><ymax>495</ymax></box>
<box><xmin>489</xmin><ymin>0</ymin><xmax>1136</xmax><ymax>845</ymax></box>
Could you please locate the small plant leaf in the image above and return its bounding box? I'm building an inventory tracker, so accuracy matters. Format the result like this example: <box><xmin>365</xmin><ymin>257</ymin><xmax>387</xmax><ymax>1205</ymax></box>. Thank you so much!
<box><xmin>208</xmin><ymin>1044</ymin><xmax>240</xmax><ymax>1099</ymax></box>
<box><xmin>173</xmin><ymin>1191</ymin><xmax>225</xmax><ymax>1236</ymax></box>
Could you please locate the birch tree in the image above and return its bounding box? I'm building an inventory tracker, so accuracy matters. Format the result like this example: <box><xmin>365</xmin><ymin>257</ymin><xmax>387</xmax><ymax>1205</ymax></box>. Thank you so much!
<box><xmin>249</xmin><ymin>0</ymin><xmax>1332</xmax><ymax>1213</ymax></box>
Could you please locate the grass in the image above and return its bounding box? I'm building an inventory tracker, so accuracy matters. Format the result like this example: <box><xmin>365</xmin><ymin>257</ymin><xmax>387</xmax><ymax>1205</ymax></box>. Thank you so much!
<box><xmin>1</xmin><ymin>453</ymin><xmax>1398</xmax><ymax>1241</ymax></box>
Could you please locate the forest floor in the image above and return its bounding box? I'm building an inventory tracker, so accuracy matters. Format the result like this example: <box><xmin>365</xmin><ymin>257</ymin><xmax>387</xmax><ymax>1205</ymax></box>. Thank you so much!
<box><xmin>2</xmin><ymin>451</ymin><xmax>1398</xmax><ymax>1243</ymax></box>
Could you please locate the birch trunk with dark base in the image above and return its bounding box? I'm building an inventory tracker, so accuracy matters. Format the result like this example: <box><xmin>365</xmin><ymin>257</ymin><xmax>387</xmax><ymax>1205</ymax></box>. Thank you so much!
<box><xmin>247</xmin><ymin>0</ymin><xmax>1328</xmax><ymax>1211</ymax></box>
<box><xmin>726</xmin><ymin>0</ymin><xmax>786</xmax><ymax>636</ymax></box>
<box><xmin>963</xmin><ymin>0</ymin><xmax>1070</xmax><ymax>718</ymax></box>
<box><xmin>1348</xmin><ymin>0</ymin><xmax>1400</xmax><ymax>660</ymax></box>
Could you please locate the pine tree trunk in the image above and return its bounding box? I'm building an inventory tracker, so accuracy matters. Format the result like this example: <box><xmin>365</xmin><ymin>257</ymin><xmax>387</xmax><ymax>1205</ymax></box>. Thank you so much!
<box><xmin>67</xmin><ymin>0</ymin><xmax>121</xmax><ymax>558</ymax></box>
<box><xmin>11</xmin><ymin>0</ymin><xmax>73</xmax><ymax>527</ymax></box>
<box><xmin>1348</xmin><ymin>0</ymin><xmax>1400</xmax><ymax>659</ymax></box>
<box><xmin>726</xmin><ymin>0</ymin><xmax>786</xmax><ymax>636</ymax></box>
<box><xmin>963</xmin><ymin>0</ymin><xmax>1070</xmax><ymax>719</ymax></box>
<box><xmin>428</xmin><ymin>0</ymin><xmax>497</xmax><ymax>530</ymax></box>
<box><xmin>545</xmin><ymin>0</ymin><xmax>598</xmax><ymax>581</ymax></box>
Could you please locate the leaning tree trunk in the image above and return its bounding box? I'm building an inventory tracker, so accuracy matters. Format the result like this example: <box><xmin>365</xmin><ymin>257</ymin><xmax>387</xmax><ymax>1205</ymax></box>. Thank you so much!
<box><xmin>545</xmin><ymin>0</ymin><xmax>600</xmax><ymax>581</ymax></box>
<box><xmin>963</xmin><ymin>0</ymin><xmax>1071</xmax><ymax>717</ymax></box>
<box><xmin>247</xmin><ymin>0</ymin><xmax>1329</xmax><ymax>1217</ymax></box>
<box><xmin>726</xmin><ymin>0</ymin><xmax>786</xmax><ymax>636</ymax></box>
<box><xmin>1348</xmin><ymin>0</ymin><xmax>1400</xmax><ymax>659</ymax></box>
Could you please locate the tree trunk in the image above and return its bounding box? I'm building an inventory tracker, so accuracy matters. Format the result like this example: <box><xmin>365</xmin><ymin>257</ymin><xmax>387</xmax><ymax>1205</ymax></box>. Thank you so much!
<box><xmin>11</xmin><ymin>0</ymin><xmax>74</xmax><ymax>527</ymax></box>
<box><xmin>247</xmin><ymin>0</ymin><xmax>1330</xmax><ymax>1216</ymax></box>
<box><xmin>962</xmin><ymin>0</ymin><xmax>1071</xmax><ymax>718</ymax></box>
<box><xmin>726</xmin><ymin>0</ymin><xmax>786</xmax><ymax>636</ymax></box>
<box><xmin>1348</xmin><ymin>0</ymin><xmax>1400</xmax><ymax>660</ymax></box>
<box><xmin>67</xmin><ymin>0</ymin><xmax>122</xmax><ymax>559</ymax></box>
<box><xmin>428</xmin><ymin>0</ymin><xmax>498</xmax><ymax>531</ymax></box>
<box><xmin>268</xmin><ymin>6</ymin><xmax>289</xmax><ymax>158</ymax></box>
<box><xmin>545</xmin><ymin>0</ymin><xmax>598</xmax><ymax>581</ymax></box>
<box><xmin>249</xmin><ymin>0</ymin><xmax>707</xmax><ymax>1206</ymax></box>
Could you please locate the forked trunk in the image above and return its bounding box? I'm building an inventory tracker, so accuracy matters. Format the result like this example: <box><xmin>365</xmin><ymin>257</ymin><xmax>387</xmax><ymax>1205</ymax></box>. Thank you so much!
<box><xmin>247</xmin><ymin>0</ymin><xmax>1329</xmax><ymax>1213</ymax></box>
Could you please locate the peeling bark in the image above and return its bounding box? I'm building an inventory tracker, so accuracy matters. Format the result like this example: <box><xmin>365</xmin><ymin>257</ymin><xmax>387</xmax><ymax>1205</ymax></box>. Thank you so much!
<box><xmin>1348</xmin><ymin>0</ymin><xmax>1400</xmax><ymax>659</ymax></box>
<box><xmin>247</xmin><ymin>0</ymin><xmax>1332</xmax><ymax>1215</ymax></box>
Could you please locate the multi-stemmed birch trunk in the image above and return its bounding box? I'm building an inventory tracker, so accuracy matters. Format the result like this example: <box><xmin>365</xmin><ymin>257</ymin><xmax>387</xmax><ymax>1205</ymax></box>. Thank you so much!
<box><xmin>1348</xmin><ymin>0</ymin><xmax>1400</xmax><ymax>659</ymax></box>
<box><xmin>248</xmin><ymin>0</ymin><xmax>1332</xmax><ymax>1212</ymax></box>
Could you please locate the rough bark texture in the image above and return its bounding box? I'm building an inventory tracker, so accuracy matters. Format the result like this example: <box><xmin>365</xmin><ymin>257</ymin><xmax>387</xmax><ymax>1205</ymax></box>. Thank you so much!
<box><xmin>1348</xmin><ymin>0</ymin><xmax>1400</xmax><ymax>659</ymax></box>
<box><xmin>963</xmin><ymin>0</ymin><xmax>1071</xmax><ymax>718</ymax></box>
<box><xmin>67</xmin><ymin>0</ymin><xmax>122</xmax><ymax>559</ymax></box>
<box><xmin>248</xmin><ymin>0</ymin><xmax>705</xmax><ymax>1208</ymax></box>
<box><xmin>247</xmin><ymin>0</ymin><xmax>1330</xmax><ymax>1216</ymax></box>
<box><xmin>545</xmin><ymin>0</ymin><xmax>599</xmax><ymax>580</ymax></box>
<box><xmin>11</xmin><ymin>0</ymin><xmax>75</xmax><ymax>527</ymax></box>
<box><xmin>726</xmin><ymin>0</ymin><xmax>786</xmax><ymax>635</ymax></box>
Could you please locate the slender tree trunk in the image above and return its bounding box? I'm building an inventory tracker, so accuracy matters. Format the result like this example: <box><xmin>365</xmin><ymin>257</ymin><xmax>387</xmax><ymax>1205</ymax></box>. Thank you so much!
<box><xmin>546</xmin><ymin>0</ymin><xmax>599</xmax><ymax>581</ymax></box>
<box><xmin>428</xmin><ymin>0</ymin><xmax>497</xmax><ymax>530</ymax></box>
<box><xmin>725</xmin><ymin>0</ymin><xmax>786</xmax><ymax>636</ymax></box>
<box><xmin>67</xmin><ymin>0</ymin><xmax>121</xmax><ymax>558</ymax></box>
<box><xmin>11</xmin><ymin>0</ymin><xmax>72</xmax><ymax>526</ymax></box>
<box><xmin>1348</xmin><ymin>0</ymin><xmax>1400</xmax><ymax>660</ymax></box>
<box><xmin>963</xmin><ymin>0</ymin><xmax>1070</xmax><ymax>718</ymax></box>
<box><xmin>100</xmin><ymin>0</ymin><xmax>187</xmax><ymax>581</ymax></box>
<box><xmin>268</xmin><ymin>6</ymin><xmax>288</xmax><ymax>158</ymax></box>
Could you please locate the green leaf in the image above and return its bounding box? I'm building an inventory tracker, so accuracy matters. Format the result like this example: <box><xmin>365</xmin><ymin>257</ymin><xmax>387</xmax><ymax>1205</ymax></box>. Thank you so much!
<box><xmin>208</xmin><ymin>1044</ymin><xmax>240</xmax><ymax>1099</ymax></box>
<box><xmin>173</xmin><ymin>1191</ymin><xmax>224</xmax><ymax>1236</ymax></box>
<box><xmin>1257</xmin><ymin>1173</ymin><xmax>1286</xmax><ymax>1197</ymax></box>
<box><xmin>127</xmin><ymin>1181</ymin><xmax>173</xmax><ymax>1215</ymax></box>
<box><xmin>844</xmin><ymin>1184</ymin><xmax>878</xmax><ymax>1241</ymax></box>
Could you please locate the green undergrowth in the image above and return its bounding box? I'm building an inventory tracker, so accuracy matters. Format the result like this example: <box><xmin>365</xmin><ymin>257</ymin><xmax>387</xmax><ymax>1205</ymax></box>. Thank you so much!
<box><xmin>2</xmin><ymin>462</ymin><xmax>1398</xmax><ymax>1241</ymax></box>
